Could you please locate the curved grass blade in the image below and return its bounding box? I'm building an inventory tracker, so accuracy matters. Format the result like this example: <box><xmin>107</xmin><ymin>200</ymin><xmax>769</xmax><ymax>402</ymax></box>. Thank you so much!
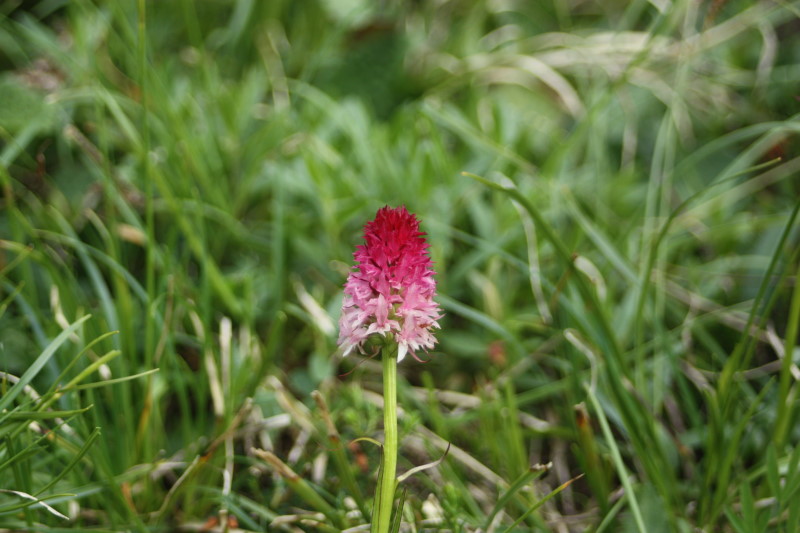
<box><xmin>483</xmin><ymin>462</ymin><xmax>551</xmax><ymax>530</ymax></box>
<box><xmin>43</xmin><ymin>331</ymin><xmax>119</xmax><ymax>398</ymax></box>
<box><xmin>0</xmin><ymin>490</ymin><xmax>70</xmax><ymax>520</ymax></box>
<box><xmin>500</xmin><ymin>473</ymin><xmax>584</xmax><ymax>533</ymax></box>
<box><xmin>33</xmin><ymin>427</ymin><xmax>101</xmax><ymax>497</ymax></box>
<box><xmin>251</xmin><ymin>448</ymin><xmax>346</xmax><ymax>529</ymax></box>
<box><xmin>0</xmin><ymin>315</ymin><xmax>90</xmax><ymax>413</ymax></box>
<box><xmin>396</xmin><ymin>443</ymin><xmax>450</xmax><ymax>484</ymax></box>
<box><xmin>69</xmin><ymin>369</ymin><xmax>160</xmax><ymax>391</ymax></box>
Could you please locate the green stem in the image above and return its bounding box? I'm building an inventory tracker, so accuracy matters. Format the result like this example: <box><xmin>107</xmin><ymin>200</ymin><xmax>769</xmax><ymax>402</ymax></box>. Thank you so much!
<box><xmin>376</xmin><ymin>344</ymin><xmax>398</xmax><ymax>532</ymax></box>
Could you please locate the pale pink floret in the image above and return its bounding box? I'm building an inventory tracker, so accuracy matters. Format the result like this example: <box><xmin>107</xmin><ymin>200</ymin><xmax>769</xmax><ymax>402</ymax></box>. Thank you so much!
<box><xmin>338</xmin><ymin>206</ymin><xmax>442</xmax><ymax>362</ymax></box>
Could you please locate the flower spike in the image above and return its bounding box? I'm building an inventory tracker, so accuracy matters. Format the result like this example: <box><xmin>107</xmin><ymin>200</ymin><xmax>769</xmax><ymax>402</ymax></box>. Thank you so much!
<box><xmin>338</xmin><ymin>206</ymin><xmax>442</xmax><ymax>362</ymax></box>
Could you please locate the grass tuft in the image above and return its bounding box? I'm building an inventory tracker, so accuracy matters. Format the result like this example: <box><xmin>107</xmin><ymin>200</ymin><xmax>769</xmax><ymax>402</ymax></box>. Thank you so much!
<box><xmin>1</xmin><ymin>0</ymin><xmax>798</xmax><ymax>530</ymax></box>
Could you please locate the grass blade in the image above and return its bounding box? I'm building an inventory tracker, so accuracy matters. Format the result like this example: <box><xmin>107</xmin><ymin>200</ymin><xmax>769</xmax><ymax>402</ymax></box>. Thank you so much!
<box><xmin>0</xmin><ymin>315</ymin><xmax>90</xmax><ymax>413</ymax></box>
<box><xmin>483</xmin><ymin>463</ymin><xmax>550</xmax><ymax>530</ymax></box>
<box><xmin>586</xmin><ymin>386</ymin><xmax>647</xmax><ymax>533</ymax></box>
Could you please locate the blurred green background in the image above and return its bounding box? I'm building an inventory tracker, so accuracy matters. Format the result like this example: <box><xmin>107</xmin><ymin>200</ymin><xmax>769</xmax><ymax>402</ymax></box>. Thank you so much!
<box><xmin>1</xmin><ymin>0</ymin><xmax>799</xmax><ymax>531</ymax></box>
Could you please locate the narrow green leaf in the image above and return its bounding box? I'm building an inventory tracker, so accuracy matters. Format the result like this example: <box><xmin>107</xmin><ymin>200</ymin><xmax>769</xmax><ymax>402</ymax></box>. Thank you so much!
<box><xmin>0</xmin><ymin>315</ymin><xmax>90</xmax><ymax>413</ymax></box>
<box><xmin>586</xmin><ymin>386</ymin><xmax>647</xmax><ymax>533</ymax></box>
<box><xmin>44</xmin><ymin>331</ymin><xmax>119</xmax><ymax>399</ymax></box>
<box><xmin>34</xmin><ymin>427</ymin><xmax>101</xmax><ymax>496</ymax></box>
<box><xmin>62</xmin><ymin>350</ymin><xmax>122</xmax><ymax>390</ymax></box>
<box><xmin>724</xmin><ymin>507</ymin><xmax>748</xmax><ymax>533</ymax></box>
<box><xmin>371</xmin><ymin>445</ymin><xmax>384</xmax><ymax>533</ymax></box>
<box><xmin>774</xmin><ymin>255</ymin><xmax>800</xmax><ymax>448</ymax></box>
<box><xmin>5</xmin><ymin>405</ymin><xmax>92</xmax><ymax>420</ymax></box>
<box><xmin>389</xmin><ymin>487</ymin><xmax>407</xmax><ymax>533</ymax></box>
<box><xmin>483</xmin><ymin>463</ymin><xmax>549</xmax><ymax>530</ymax></box>
<box><xmin>766</xmin><ymin>445</ymin><xmax>780</xmax><ymax>503</ymax></box>
<box><xmin>500</xmin><ymin>474</ymin><xmax>584</xmax><ymax>533</ymax></box>
<box><xmin>739</xmin><ymin>477</ymin><xmax>755</xmax><ymax>531</ymax></box>
<box><xmin>69</xmin><ymin>369</ymin><xmax>160</xmax><ymax>391</ymax></box>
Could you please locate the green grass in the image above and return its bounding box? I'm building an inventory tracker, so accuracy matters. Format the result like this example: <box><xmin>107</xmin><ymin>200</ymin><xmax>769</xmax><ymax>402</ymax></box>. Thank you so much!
<box><xmin>1</xmin><ymin>0</ymin><xmax>799</xmax><ymax>531</ymax></box>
